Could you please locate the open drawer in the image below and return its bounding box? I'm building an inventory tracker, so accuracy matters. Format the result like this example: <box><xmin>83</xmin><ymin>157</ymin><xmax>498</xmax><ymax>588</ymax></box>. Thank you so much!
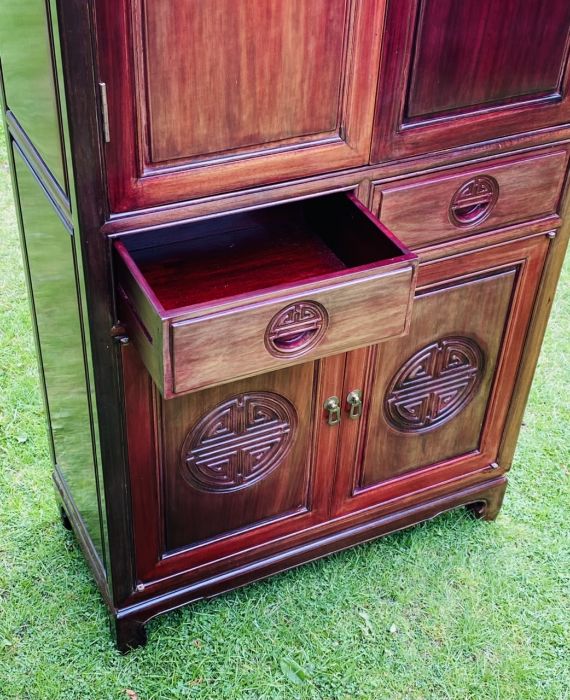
<box><xmin>115</xmin><ymin>193</ymin><xmax>418</xmax><ymax>397</ymax></box>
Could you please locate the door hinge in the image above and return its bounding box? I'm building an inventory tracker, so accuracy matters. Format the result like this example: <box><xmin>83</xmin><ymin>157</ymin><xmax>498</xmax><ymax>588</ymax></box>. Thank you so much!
<box><xmin>98</xmin><ymin>82</ymin><xmax>111</xmax><ymax>144</ymax></box>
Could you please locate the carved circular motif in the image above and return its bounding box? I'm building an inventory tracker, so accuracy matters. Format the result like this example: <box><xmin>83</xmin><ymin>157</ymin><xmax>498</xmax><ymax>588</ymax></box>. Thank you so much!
<box><xmin>181</xmin><ymin>391</ymin><xmax>297</xmax><ymax>492</ymax></box>
<box><xmin>265</xmin><ymin>300</ymin><xmax>329</xmax><ymax>359</ymax></box>
<box><xmin>449</xmin><ymin>175</ymin><xmax>499</xmax><ymax>228</ymax></box>
<box><xmin>385</xmin><ymin>336</ymin><xmax>484</xmax><ymax>433</ymax></box>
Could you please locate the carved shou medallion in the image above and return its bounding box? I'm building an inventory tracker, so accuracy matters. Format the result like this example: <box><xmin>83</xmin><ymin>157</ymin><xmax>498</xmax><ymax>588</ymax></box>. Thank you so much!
<box><xmin>385</xmin><ymin>336</ymin><xmax>484</xmax><ymax>433</ymax></box>
<box><xmin>449</xmin><ymin>175</ymin><xmax>499</xmax><ymax>227</ymax></box>
<box><xmin>265</xmin><ymin>301</ymin><xmax>328</xmax><ymax>358</ymax></box>
<box><xmin>181</xmin><ymin>392</ymin><xmax>297</xmax><ymax>492</ymax></box>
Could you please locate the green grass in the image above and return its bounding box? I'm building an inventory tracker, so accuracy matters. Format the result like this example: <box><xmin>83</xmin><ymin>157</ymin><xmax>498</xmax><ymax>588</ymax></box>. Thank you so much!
<box><xmin>0</xmin><ymin>116</ymin><xmax>568</xmax><ymax>700</ymax></box>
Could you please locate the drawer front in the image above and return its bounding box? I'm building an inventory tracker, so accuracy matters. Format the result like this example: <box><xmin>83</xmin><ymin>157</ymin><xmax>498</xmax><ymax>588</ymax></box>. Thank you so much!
<box><xmin>372</xmin><ymin>148</ymin><xmax>569</xmax><ymax>250</ymax></box>
<box><xmin>171</xmin><ymin>266</ymin><xmax>415</xmax><ymax>395</ymax></box>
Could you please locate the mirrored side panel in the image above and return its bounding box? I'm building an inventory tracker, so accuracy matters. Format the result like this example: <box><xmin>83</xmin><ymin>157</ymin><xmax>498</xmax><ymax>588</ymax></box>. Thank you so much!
<box><xmin>12</xmin><ymin>147</ymin><xmax>104</xmax><ymax>563</ymax></box>
<box><xmin>0</xmin><ymin>0</ymin><xmax>67</xmax><ymax>192</ymax></box>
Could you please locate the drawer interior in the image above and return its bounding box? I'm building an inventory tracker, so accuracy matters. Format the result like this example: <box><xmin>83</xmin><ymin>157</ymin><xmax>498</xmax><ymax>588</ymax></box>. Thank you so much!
<box><xmin>116</xmin><ymin>193</ymin><xmax>412</xmax><ymax>312</ymax></box>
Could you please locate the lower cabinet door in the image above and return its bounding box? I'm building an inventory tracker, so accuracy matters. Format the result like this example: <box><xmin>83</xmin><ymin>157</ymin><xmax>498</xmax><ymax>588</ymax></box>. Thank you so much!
<box><xmin>332</xmin><ymin>234</ymin><xmax>550</xmax><ymax>517</ymax></box>
<box><xmin>123</xmin><ymin>347</ymin><xmax>344</xmax><ymax>582</ymax></box>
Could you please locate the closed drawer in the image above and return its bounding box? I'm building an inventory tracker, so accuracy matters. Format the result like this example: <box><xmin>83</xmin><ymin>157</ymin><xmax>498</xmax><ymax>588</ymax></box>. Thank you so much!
<box><xmin>115</xmin><ymin>193</ymin><xmax>418</xmax><ymax>397</ymax></box>
<box><xmin>372</xmin><ymin>147</ymin><xmax>569</xmax><ymax>250</ymax></box>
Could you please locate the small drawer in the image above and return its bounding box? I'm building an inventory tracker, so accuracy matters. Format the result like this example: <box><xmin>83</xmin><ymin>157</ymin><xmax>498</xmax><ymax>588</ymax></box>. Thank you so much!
<box><xmin>115</xmin><ymin>193</ymin><xmax>417</xmax><ymax>397</ymax></box>
<box><xmin>372</xmin><ymin>147</ymin><xmax>569</xmax><ymax>249</ymax></box>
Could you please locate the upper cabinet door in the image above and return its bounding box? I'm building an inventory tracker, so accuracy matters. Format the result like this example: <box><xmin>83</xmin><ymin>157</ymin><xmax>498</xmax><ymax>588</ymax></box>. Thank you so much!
<box><xmin>96</xmin><ymin>0</ymin><xmax>385</xmax><ymax>213</ymax></box>
<box><xmin>372</xmin><ymin>0</ymin><xmax>570</xmax><ymax>161</ymax></box>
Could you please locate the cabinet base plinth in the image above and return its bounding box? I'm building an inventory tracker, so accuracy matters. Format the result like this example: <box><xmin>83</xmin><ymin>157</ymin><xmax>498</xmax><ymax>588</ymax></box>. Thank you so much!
<box><xmin>466</xmin><ymin>477</ymin><xmax>507</xmax><ymax>521</ymax></box>
<box><xmin>114</xmin><ymin>476</ymin><xmax>507</xmax><ymax>651</ymax></box>
<box><xmin>112</xmin><ymin>617</ymin><xmax>148</xmax><ymax>653</ymax></box>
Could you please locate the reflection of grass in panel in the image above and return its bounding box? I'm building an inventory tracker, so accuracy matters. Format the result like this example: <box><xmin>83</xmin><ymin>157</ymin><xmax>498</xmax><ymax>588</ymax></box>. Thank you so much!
<box><xmin>0</xmin><ymin>115</ymin><xmax>569</xmax><ymax>699</ymax></box>
<box><xmin>11</xmin><ymin>149</ymin><xmax>102</xmax><ymax>556</ymax></box>
<box><xmin>0</xmin><ymin>1</ymin><xmax>66</xmax><ymax>183</ymax></box>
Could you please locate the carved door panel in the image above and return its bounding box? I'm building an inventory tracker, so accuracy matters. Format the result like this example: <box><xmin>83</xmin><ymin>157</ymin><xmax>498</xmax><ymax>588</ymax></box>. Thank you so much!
<box><xmin>124</xmin><ymin>348</ymin><xmax>344</xmax><ymax>582</ymax></box>
<box><xmin>372</xmin><ymin>0</ymin><xmax>570</xmax><ymax>161</ymax></box>
<box><xmin>331</xmin><ymin>234</ymin><xmax>550</xmax><ymax>517</ymax></box>
<box><xmin>96</xmin><ymin>0</ymin><xmax>384</xmax><ymax>213</ymax></box>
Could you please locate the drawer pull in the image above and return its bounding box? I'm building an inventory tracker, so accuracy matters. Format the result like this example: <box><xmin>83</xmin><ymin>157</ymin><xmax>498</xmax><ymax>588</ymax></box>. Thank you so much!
<box><xmin>324</xmin><ymin>396</ymin><xmax>341</xmax><ymax>426</ymax></box>
<box><xmin>346</xmin><ymin>389</ymin><xmax>363</xmax><ymax>419</ymax></box>
<box><xmin>449</xmin><ymin>175</ymin><xmax>499</xmax><ymax>227</ymax></box>
<box><xmin>265</xmin><ymin>301</ymin><xmax>328</xmax><ymax>359</ymax></box>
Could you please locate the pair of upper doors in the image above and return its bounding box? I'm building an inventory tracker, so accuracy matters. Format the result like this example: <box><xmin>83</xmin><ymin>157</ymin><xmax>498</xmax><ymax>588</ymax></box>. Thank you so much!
<box><xmin>96</xmin><ymin>0</ymin><xmax>570</xmax><ymax>213</ymax></box>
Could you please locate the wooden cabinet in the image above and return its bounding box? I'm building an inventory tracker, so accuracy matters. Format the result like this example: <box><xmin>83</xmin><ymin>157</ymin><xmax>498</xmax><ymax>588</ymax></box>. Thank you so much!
<box><xmin>95</xmin><ymin>0</ymin><xmax>384</xmax><ymax>212</ymax></box>
<box><xmin>2</xmin><ymin>0</ymin><xmax>569</xmax><ymax>651</ymax></box>
<box><xmin>123</xmin><ymin>233</ymin><xmax>549</xmax><ymax>590</ymax></box>
<box><xmin>372</xmin><ymin>0</ymin><xmax>570</xmax><ymax>161</ymax></box>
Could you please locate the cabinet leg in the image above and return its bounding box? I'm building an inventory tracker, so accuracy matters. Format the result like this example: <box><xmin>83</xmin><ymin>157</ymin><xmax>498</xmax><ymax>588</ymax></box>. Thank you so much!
<box><xmin>466</xmin><ymin>477</ymin><xmax>508</xmax><ymax>521</ymax></box>
<box><xmin>58</xmin><ymin>504</ymin><xmax>73</xmax><ymax>531</ymax></box>
<box><xmin>112</xmin><ymin>617</ymin><xmax>148</xmax><ymax>653</ymax></box>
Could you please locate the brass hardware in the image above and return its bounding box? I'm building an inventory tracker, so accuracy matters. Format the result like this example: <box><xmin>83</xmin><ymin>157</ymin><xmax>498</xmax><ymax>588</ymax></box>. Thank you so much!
<box><xmin>324</xmin><ymin>396</ymin><xmax>341</xmax><ymax>426</ymax></box>
<box><xmin>346</xmin><ymin>389</ymin><xmax>363</xmax><ymax>419</ymax></box>
<box><xmin>99</xmin><ymin>82</ymin><xmax>111</xmax><ymax>143</ymax></box>
<box><xmin>111</xmin><ymin>323</ymin><xmax>129</xmax><ymax>345</ymax></box>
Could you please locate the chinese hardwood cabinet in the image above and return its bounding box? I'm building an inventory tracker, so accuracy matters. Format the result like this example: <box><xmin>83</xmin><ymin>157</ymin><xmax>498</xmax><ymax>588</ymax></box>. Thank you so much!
<box><xmin>1</xmin><ymin>0</ymin><xmax>569</xmax><ymax>651</ymax></box>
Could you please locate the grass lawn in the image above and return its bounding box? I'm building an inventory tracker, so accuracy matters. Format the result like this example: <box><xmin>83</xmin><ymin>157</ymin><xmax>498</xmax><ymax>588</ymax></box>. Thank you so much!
<box><xmin>0</xmin><ymin>115</ymin><xmax>568</xmax><ymax>699</ymax></box>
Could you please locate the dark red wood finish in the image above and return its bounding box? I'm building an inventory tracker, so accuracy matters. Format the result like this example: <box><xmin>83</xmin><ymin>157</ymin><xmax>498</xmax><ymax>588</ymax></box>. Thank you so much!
<box><xmin>372</xmin><ymin>0</ymin><xmax>570</xmax><ymax>161</ymax></box>
<box><xmin>114</xmin><ymin>193</ymin><xmax>417</xmax><ymax>397</ymax></box>
<box><xmin>123</xmin><ymin>343</ymin><xmax>347</xmax><ymax>584</ymax></box>
<box><xmin>371</xmin><ymin>146</ymin><xmax>570</xmax><ymax>251</ymax></box>
<box><xmin>1</xmin><ymin>0</ymin><xmax>569</xmax><ymax>653</ymax></box>
<box><xmin>332</xmin><ymin>234</ymin><xmax>549</xmax><ymax>516</ymax></box>
<box><xmin>117</xmin><ymin>194</ymin><xmax>412</xmax><ymax>311</ymax></box>
<box><xmin>94</xmin><ymin>0</ymin><xmax>386</xmax><ymax>212</ymax></box>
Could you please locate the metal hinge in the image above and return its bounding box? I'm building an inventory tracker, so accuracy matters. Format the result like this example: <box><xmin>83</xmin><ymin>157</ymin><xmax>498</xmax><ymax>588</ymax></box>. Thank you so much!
<box><xmin>98</xmin><ymin>82</ymin><xmax>111</xmax><ymax>143</ymax></box>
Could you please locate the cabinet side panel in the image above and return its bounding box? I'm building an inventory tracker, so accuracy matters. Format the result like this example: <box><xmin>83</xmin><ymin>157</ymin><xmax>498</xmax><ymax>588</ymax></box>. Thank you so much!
<box><xmin>12</xmin><ymin>148</ymin><xmax>104</xmax><ymax>562</ymax></box>
<box><xmin>0</xmin><ymin>0</ymin><xmax>67</xmax><ymax>191</ymax></box>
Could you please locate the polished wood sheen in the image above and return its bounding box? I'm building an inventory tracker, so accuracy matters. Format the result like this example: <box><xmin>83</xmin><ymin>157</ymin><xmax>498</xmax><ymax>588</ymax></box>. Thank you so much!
<box><xmin>1</xmin><ymin>0</ymin><xmax>568</xmax><ymax>652</ymax></box>
<box><xmin>359</xmin><ymin>270</ymin><xmax>514</xmax><ymax>484</ymax></box>
<box><xmin>372</xmin><ymin>0</ymin><xmax>570</xmax><ymax>160</ymax></box>
<box><xmin>115</xmin><ymin>194</ymin><xmax>417</xmax><ymax>396</ymax></box>
<box><xmin>96</xmin><ymin>0</ymin><xmax>385</xmax><ymax>211</ymax></box>
<box><xmin>408</xmin><ymin>0</ymin><xmax>570</xmax><ymax>119</ymax></box>
<box><xmin>12</xmin><ymin>146</ymin><xmax>103</xmax><ymax>558</ymax></box>
<box><xmin>0</xmin><ymin>0</ymin><xmax>67</xmax><ymax>190</ymax></box>
<box><xmin>332</xmin><ymin>234</ymin><xmax>549</xmax><ymax>516</ymax></box>
<box><xmin>373</xmin><ymin>147</ymin><xmax>570</xmax><ymax>249</ymax></box>
<box><xmin>144</xmin><ymin>0</ymin><xmax>348</xmax><ymax>162</ymax></box>
<box><xmin>162</xmin><ymin>363</ymin><xmax>321</xmax><ymax>553</ymax></box>
<box><xmin>122</xmin><ymin>343</ymin><xmax>346</xmax><ymax>581</ymax></box>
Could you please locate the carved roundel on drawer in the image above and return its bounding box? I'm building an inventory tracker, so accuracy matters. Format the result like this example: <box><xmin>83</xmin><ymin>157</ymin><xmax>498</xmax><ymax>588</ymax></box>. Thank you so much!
<box><xmin>181</xmin><ymin>392</ymin><xmax>298</xmax><ymax>492</ymax></box>
<box><xmin>449</xmin><ymin>176</ymin><xmax>499</xmax><ymax>228</ymax></box>
<box><xmin>265</xmin><ymin>301</ymin><xmax>328</xmax><ymax>359</ymax></box>
<box><xmin>385</xmin><ymin>336</ymin><xmax>485</xmax><ymax>434</ymax></box>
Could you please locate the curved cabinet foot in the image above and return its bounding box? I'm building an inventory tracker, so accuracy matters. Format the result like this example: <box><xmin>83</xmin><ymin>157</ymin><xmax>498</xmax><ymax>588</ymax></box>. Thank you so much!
<box><xmin>467</xmin><ymin>476</ymin><xmax>508</xmax><ymax>521</ymax></box>
<box><xmin>113</xmin><ymin>617</ymin><xmax>148</xmax><ymax>653</ymax></box>
<box><xmin>58</xmin><ymin>504</ymin><xmax>73</xmax><ymax>531</ymax></box>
